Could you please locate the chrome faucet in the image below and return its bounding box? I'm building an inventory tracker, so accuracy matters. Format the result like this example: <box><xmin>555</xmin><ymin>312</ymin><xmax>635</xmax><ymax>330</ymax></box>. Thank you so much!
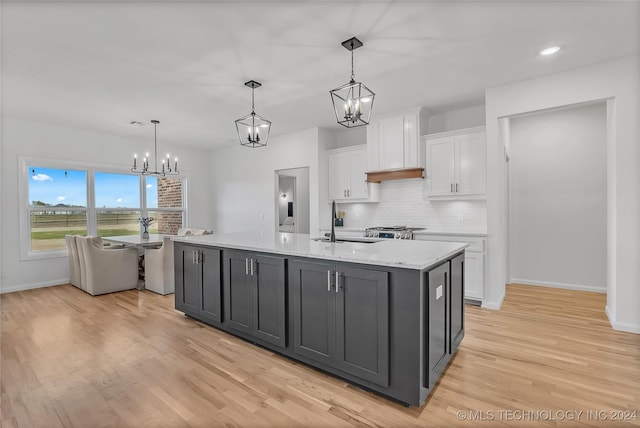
<box><xmin>330</xmin><ymin>200</ymin><xmax>336</xmax><ymax>242</ymax></box>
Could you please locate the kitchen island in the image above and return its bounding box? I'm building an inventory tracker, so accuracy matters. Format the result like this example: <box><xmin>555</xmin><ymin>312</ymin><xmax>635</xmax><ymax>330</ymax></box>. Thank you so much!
<box><xmin>172</xmin><ymin>232</ymin><xmax>467</xmax><ymax>406</ymax></box>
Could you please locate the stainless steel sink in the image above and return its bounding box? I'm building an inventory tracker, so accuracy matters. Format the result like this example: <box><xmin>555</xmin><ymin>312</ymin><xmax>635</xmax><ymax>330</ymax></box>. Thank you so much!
<box><xmin>312</xmin><ymin>237</ymin><xmax>378</xmax><ymax>244</ymax></box>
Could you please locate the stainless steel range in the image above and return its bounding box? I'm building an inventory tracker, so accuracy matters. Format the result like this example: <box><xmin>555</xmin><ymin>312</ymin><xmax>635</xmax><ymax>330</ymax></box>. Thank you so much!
<box><xmin>364</xmin><ymin>226</ymin><xmax>424</xmax><ymax>240</ymax></box>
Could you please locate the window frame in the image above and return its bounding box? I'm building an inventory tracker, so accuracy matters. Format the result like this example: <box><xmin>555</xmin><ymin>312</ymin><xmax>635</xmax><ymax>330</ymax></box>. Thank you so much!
<box><xmin>19</xmin><ymin>156</ymin><xmax>187</xmax><ymax>261</ymax></box>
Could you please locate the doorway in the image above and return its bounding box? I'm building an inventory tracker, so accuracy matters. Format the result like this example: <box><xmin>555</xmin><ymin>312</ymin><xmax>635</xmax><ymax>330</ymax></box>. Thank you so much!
<box><xmin>275</xmin><ymin>167</ymin><xmax>310</xmax><ymax>234</ymax></box>
<box><xmin>506</xmin><ymin>101</ymin><xmax>607</xmax><ymax>292</ymax></box>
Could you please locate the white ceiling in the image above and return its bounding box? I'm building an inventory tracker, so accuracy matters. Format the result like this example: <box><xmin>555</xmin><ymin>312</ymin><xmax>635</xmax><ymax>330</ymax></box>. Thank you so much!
<box><xmin>2</xmin><ymin>1</ymin><xmax>638</xmax><ymax>150</ymax></box>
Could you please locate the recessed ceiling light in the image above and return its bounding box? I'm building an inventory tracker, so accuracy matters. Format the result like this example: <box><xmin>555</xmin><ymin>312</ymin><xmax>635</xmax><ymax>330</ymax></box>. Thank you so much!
<box><xmin>540</xmin><ymin>46</ymin><xmax>561</xmax><ymax>56</ymax></box>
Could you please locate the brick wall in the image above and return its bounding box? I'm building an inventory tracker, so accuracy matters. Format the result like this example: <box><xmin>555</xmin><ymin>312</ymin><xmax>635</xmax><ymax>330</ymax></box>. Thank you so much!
<box><xmin>156</xmin><ymin>178</ymin><xmax>183</xmax><ymax>234</ymax></box>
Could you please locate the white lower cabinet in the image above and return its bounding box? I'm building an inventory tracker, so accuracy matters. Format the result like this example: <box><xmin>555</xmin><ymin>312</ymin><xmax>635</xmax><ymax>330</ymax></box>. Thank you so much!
<box><xmin>414</xmin><ymin>233</ymin><xmax>486</xmax><ymax>302</ymax></box>
<box><xmin>462</xmin><ymin>251</ymin><xmax>484</xmax><ymax>301</ymax></box>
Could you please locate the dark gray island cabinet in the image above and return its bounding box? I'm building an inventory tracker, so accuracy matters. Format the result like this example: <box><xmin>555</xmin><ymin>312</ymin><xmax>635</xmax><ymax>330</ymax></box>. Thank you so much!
<box><xmin>173</xmin><ymin>234</ymin><xmax>466</xmax><ymax>406</ymax></box>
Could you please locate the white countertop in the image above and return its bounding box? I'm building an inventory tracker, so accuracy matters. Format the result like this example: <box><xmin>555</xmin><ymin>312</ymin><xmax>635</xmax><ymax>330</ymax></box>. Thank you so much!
<box><xmin>413</xmin><ymin>230</ymin><xmax>487</xmax><ymax>237</ymax></box>
<box><xmin>319</xmin><ymin>227</ymin><xmax>487</xmax><ymax>238</ymax></box>
<box><xmin>172</xmin><ymin>232</ymin><xmax>467</xmax><ymax>270</ymax></box>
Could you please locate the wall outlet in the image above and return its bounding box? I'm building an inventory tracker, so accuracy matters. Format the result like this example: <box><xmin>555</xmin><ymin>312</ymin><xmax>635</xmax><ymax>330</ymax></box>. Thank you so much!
<box><xmin>457</xmin><ymin>214</ymin><xmax>464</xmax><ymax>223</ymax></box>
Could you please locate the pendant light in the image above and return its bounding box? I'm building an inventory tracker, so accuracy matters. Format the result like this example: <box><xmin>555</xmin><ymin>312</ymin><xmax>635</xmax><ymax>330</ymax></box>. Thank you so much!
<box><xmin>235</xmin><ymin>80</ymin><xmax>272</xmax><ymax>148</ymax></box>
<box><xmin>329</xmin><ymin>36</ymin><xmax>375</xmax><ymax>128</ymax></box>
<box><xmin>131</xmin><ymin>120</ymin><xmax>179</xmax><ymax>176</ymax></box>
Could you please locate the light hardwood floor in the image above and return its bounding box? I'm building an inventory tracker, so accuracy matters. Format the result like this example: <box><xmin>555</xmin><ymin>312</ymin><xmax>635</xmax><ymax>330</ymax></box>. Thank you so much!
<box><xmin>1</xmin><ymin>284</ymin><xmax>638</xmax><ymax>427</ymax></box>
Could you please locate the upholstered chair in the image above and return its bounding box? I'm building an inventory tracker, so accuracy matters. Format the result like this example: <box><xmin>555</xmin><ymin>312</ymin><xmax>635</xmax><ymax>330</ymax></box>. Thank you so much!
<box><xmin>75</xmin><ymin>236</ymin><xmax>139</xmax><ymax>295</ymax></box>
<box><xmin>144</xmin><ymin>236</ymin><xmax>175</xmax><ymax>295</ymax></box>
<box><xmin>64</xmin><ymin>235</ymin><xmax>82</xmax><ymax>289</ymax></box>
<box><xmin>177</xmin><ymin>228</ymin><xmax>213</xmax><ymax>236</ymax></box>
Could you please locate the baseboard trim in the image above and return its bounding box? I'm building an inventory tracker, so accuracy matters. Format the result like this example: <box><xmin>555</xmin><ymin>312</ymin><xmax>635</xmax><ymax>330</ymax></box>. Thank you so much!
<box><xmin>510</xmin><ymin>278</ymin><xmax>606</xmax><ymax>293</ymax></box>
<box><xmin>0</xmin><ymin>278</ymin><xmax>69</xmax><ymax>294</ymax></box>
<box><xmin>606</xmin><ymin>305</ymin><xmax>640</xmax><ymax>334</ymax></box>
<box><xmin>481</xmin><ymin>286</ymin><xmax>505</xmax><ymax>310</ymax></box>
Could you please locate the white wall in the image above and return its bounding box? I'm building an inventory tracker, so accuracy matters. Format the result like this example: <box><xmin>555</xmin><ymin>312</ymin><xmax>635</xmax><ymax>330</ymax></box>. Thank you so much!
<box><xmin>211</xmin><ymin>127</ymin><xmax>321</xmax><ymax>235</ymax></box>
<box><xmin>0</xmin><ymin>117</ymin><xmax>213</xmax><ymax>293</ymax></box>
<box><xmin>331</xmin><ymin>127</ymin><xmax>366</xmax><ymax>150</ymax></box>
<box><xmin>509</xmin><ymin>103</ymin><xmax>607</xmax><ymax>292</ymax></box>
<box><xmin>428</xmin><ymin>105</ymin><xmax>486</xmax><ymax>134</ymax></box>
<box><xmin>485</xmin><ymin>56</ymin><xmax>640</xmax><ymax>333</ymax></box>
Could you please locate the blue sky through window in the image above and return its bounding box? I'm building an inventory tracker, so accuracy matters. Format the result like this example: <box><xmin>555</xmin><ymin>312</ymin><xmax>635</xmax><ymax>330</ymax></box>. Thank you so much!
<box><xmin>95</xmin><ymin>172</ymin><xmax>140</xmax><ymax>208</ymax></box>
<box><xmin>146</xmin><ymin>176</ymin><xmax>158</xmax><ymax>208</ymax></box>
<box><xmin>29</xmin><ymin>168</ymin><xmax>166</xmax><ymax>209</ymax></box>
<box><xmin>29</xmin><ymin>167</ymin><xmax>87</xmax><ymax>207</ymax></box>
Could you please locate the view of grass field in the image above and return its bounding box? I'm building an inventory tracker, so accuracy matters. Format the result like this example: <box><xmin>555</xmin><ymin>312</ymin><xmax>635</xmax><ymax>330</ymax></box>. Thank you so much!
<box><xmin>30</xmin><ymin>212</ymin><xmax>144</xmax><ymax>251</ymax></box>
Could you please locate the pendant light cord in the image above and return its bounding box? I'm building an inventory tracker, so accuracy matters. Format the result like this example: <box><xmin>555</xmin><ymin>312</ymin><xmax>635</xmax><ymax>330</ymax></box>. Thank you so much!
<box><xmin>350</xmin><ymin>48</ymin><xmax>355</xmax><ymax>82</ymax></box>
<box><xmin>154</xmin><ymin>121</ymin><xmax>158</xmax><ymax>172</ymax></box>
<box><xmin>251</xmin><ymin>86</ymin><xmax>255</xmax><ymax>115</ymax></box>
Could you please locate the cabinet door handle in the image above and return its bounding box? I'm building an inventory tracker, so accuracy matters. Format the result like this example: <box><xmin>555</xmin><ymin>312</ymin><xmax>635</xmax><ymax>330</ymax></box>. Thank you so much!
<box><xmin>335</xmin><ymin>271</ymin><xmax>340</xmax><ymax>293</ymax></box>
<box><xmin>198</xmin><ymin>251</ymin><xmax>203</xmax><ymax>264</ymax></box>
<box><xmin>455</xmin><ymin>183</ymin><xmax>458</xmax><ymax>192</ymax></box>
<box><xmin>327</xmin><ymin>270</ymin><xmax>332</xmax><ymax>291</ymax></box>
<box><xmin>245</xmin><ymin>258</ymin><xmax>249</xmax><ymax>275</ymax></box>
<box><xmin>250</xmin><ymin>259</ymin><xmax>255</xmax><ymax>276</ymax></box>
<box><xmin>450</xmin><ymin>183</ymin><xmax>453</xmax><ymax>193</ymax></box>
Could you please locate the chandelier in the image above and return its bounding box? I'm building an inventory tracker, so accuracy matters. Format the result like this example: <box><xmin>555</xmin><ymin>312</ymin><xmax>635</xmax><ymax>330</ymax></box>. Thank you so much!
<box><xmin>131</xmin><ymin>120</ymin><xmax>179</xmax><ymax>176</ymax></box>
<box><xmin>329</xmin><ymin>36</ymin><xmax>375</xmax><ymax>128</ymax></box>
<box><xmin>235</xmin><ymin>80</ymin><xmax>272</xmax><ymax>148</ymax></box>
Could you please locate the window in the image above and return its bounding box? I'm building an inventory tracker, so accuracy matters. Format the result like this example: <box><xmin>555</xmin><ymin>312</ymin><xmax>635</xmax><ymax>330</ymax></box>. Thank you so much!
<box><xmin>95</xmin><ymin>172</ymin><xmax>141</xmax><ymax>237</ymax></box>
<box><xmin>21</xmin><ymin>158</ymin><xmax>186</xmax><ymax>260</ymax></box>
<box><xmin>27</xmin><ymin>167</ymin><xmax>88</xmax><ymax>252</ymax></box>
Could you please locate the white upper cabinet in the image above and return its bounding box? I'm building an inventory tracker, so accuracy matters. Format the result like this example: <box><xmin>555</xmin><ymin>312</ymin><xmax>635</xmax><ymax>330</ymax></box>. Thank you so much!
<box><xmin>366</xmin><ymin>107</ymin><xmax>428</xmax><ymax>172</ymax></box>
<box><xmin>424</xmin><ymin>126</ymin><xmax>486</xmax><ymax>199</ymax></box>
<box><xmin>328</xmin><ymin>145</ymin><xmax>379</xmax><ymax>203</ymax></box>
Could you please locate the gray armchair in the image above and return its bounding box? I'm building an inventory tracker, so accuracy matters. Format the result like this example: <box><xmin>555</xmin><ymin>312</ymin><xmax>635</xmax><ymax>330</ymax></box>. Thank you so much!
<box><xmin>65</xmin><ymin>235</ymin><xmax>82</xmax><ymax>289</ymax></box>
<box><xmin>75</xmin><ymin>236</ymin><xmax>139</xmax><ymax>295</ymax></box>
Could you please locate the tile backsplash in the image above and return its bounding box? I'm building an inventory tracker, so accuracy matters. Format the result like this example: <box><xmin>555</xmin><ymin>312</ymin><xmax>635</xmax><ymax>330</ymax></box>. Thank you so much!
<box><xmin>337</xmin><ymin>178</ymin><xmax>487</xmax><ymax>232</ymax></box>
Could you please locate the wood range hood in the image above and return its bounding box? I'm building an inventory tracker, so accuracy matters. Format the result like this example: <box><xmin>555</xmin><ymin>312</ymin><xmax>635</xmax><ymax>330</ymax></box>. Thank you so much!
<box><xmin>365</xmin><ymin>167</ymin><xmax>424</xmax><ymax>183</ymax></box>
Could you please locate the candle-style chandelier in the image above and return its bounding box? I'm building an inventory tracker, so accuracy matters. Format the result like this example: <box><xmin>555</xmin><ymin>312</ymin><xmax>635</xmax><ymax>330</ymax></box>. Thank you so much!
<box><xmin>235</xmin><ymin>80</ymin><xmax>272</xmax><ymax>148</ymax></box>
<box><xmin>130</xmin><ymin>120</ymin><xmax>179</xmax><ymax>176</ymax></box>
<box><xmin>329</xmin><ymin>36</ymin><xmax>375</xmax><ymax>128</ymax></box>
